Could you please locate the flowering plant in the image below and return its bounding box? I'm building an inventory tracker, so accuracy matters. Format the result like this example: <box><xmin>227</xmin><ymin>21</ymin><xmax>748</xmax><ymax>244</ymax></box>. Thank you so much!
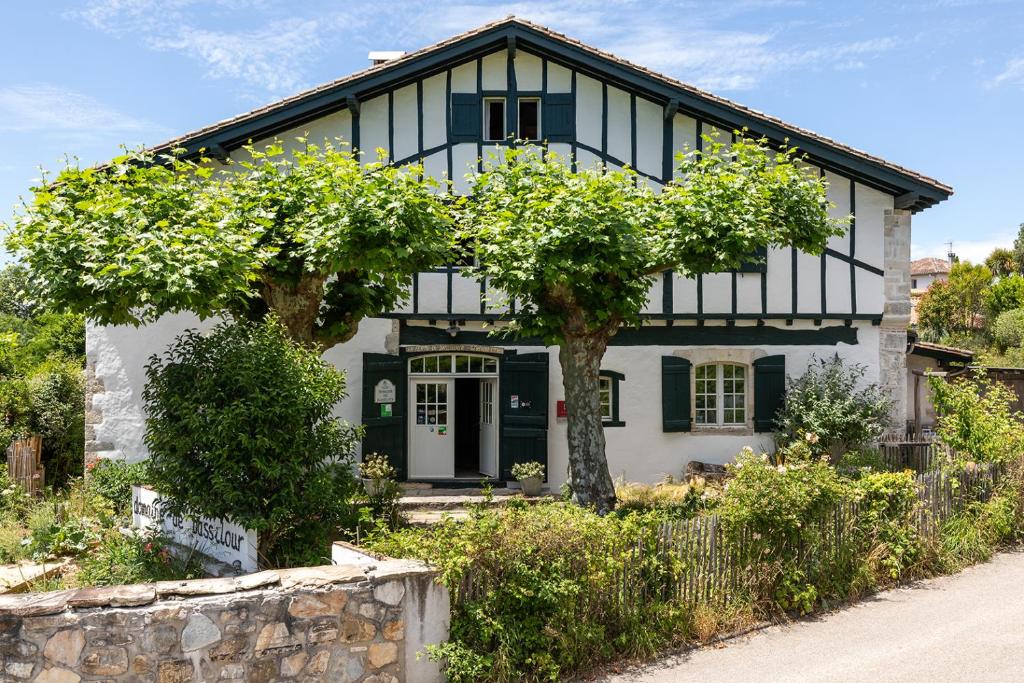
<box><xmin>359</xmin><ymin>453</ymin><xmax>397</xmax><ymax>481</ymax></box>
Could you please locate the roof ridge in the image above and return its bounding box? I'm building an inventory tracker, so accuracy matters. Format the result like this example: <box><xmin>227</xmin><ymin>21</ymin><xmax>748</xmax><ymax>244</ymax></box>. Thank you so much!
<box><xmin>150</xmin><ymin>15</ymin><xmax>951</xmax><ymax>197</ymax></box>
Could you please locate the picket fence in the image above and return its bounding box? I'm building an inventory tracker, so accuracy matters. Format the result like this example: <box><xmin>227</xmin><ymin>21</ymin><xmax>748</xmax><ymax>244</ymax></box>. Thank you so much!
<box><xmin>456</xmin><ymin>462</ymin><xmax>1004</xmax><ymax>610</ymax></box>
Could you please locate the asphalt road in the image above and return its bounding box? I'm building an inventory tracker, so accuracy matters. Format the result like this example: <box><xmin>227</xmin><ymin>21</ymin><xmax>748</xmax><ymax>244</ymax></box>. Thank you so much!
<box><xmin>600</xmin><ymin>549</ymin><xmax>1024</xmax><ymax>683</ymax></box>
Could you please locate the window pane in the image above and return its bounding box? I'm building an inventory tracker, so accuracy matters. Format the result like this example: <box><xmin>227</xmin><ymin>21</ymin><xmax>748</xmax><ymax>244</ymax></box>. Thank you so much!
<box><xmin>455</xmin><ymin>354</ymin><xmax>469</xmax><ymax>373</ymax></box>
<box><xmin>437</xmin><ymin>383</ymin><xmax>447</xmax><ymax>402</ymax></box>
<box><xmin>519</xmin><ymin>98</ymin><xmax>539</xmax><ymax>140</ymax></box>
<box><xmin>471</xmin><ymin>356</ymin><xmax>483</xmax><ymax>373</ymax></box>
<box><xmin>484</xmin><ymin>358</ymin><xmax>497</xmax><ymax>372</ymax></box>
<box><xmin>485</xmin><ymin>99</ymin><xmax>505</xmax><ymax>141</ymax></box>
<box><xmin>411</xmin><ymin>357</ymin><xmax>424</xmax><ymax>373</ymax></box>
<box><xmin>437</xmin><ymin>355</ymin><xmax>452</xmax><ymax>373</ymax></box>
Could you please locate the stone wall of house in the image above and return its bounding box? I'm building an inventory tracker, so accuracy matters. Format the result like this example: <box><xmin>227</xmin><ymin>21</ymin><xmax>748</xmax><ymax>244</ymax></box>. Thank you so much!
<box><xmin>881</xmin><ymin>208</ymin><xmax>912</xmax><ymax>434</ymax></box>
<box><xmin>0</xmin><ymin>561</ymin><xmax>449</xmax><ymax>683</ymax></box>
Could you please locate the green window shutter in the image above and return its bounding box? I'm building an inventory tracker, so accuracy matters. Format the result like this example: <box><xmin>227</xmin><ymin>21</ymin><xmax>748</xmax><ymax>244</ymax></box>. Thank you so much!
<box><xmin>661</xmin><ymin>356</ymin><xmax>692</xmax><ymax>432</ymax></box>
<box><xmin>451</xmin><ymin>93</ymin><xmax>481</xmax><ymax>142</ymax></box>
<box><xmin>543</xmin><ymin>93</ymin><xmax>574</xmax><ymax>142</ymax></box>
<box><xmin>738</xmin><ymin>246</ymin><xmax>768</xmax><ymax>273</ymax></box>
<box><xmin>753</xmin><ymin>354</ymin><xmax>786</xmax><ymax>432</ymax></box>
<box><xmin>362</xmin><ymin>353</ymin><xmax>407</xmax><ymax>479</ymax></box>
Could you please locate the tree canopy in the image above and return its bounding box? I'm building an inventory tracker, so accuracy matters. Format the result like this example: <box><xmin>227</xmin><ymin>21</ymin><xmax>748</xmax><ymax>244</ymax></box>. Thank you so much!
<box><xmin>459</xmin><ymin>136</ymin><xmax>842</xmax><ymax>510</ymax></box>
<box><xmin>917</xmin><ymin>261</ymin><xmax>991</xmax><ymax>342</ymax></box>
<box><xmin>6</xmin><ymin>142</ymin><xmax>451</xmax><ymax>348</ymax></box>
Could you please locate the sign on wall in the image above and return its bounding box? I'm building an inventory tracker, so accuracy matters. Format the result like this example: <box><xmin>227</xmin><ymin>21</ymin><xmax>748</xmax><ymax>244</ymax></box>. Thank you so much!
<box><xmin>374</xmin><ymin>379</ymin><xmax>396</xmax><ymax>403</ymax></box>
<box><xmin>132</xmin><ymin>486</ymin><xmax>258</xmax><ymax>573</ymax></box>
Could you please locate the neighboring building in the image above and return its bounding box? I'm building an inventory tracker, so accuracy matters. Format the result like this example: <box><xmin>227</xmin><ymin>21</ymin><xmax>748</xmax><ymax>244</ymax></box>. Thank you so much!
<box><xmin>85</xmin><ymin>17</ymin><xmax>953</xmax><ymax>487</ymax></box>
<box><xmin>910</xmin><ymin>257</ymin><xmax>952</xmax><ymax>292</ymax></box>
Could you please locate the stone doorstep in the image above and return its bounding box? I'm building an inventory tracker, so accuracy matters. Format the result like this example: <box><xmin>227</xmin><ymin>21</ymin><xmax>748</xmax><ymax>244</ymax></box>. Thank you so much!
<box><xmin>398</xmin><ymin>491</ymin><xmax>556</xmax><ymax>511</ymax></box>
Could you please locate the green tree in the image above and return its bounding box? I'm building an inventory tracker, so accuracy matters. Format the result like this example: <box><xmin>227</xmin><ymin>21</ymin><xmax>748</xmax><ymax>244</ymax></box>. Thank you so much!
<box><xmin>984</xmin><ymin>273</ymin><xmax>1024</xmax><ymax>321</ymax></box>
<box><xmin>1013</xmin><ymin>222</ymin><xmax>1024</xmax><ymax>274</ymax></box>
<box><xmin>992</xmin><ymin>308</ymin><xmax>1024</xmax><ymax>350</ymax></box>
<box><xmin>459</xmin><ymin>137</ymin><xmax>841</xmax><ymax>511</ymax></box>
<box><xmin>985</xmin><ymin>248</ymin><xmax>1016</xmax><ymax>278</ymax></box>
<box><xmin>143</xmin><ymin>317</ymin><xmax>362</xmax><ymax>566</ymax></box>
<box><xmin>917</xmin><ymin>262</ymin><xmax>992</xmax><ymax>340</ymax></box>
<box><xmin>6</xmin><ymin>142</ymin><xmax>451</xmax><ymax>348</ymax></box>
<box><xmin>0</xmin><ymin>264</ymin><xmax>42</xmax><ymax>319</ymax></box>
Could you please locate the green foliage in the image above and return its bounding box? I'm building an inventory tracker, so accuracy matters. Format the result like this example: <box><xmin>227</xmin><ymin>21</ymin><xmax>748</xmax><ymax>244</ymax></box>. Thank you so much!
<box><xmin>939</xmin><ymin>491</ymin><xmax>1018</xmax><ymax>571</ymax></box>
<box><xmin>143</xmin><ymin>317</ymin><xmax>362</xmax><ymax>566</ymax></box>
<box><xmin>774</xmin><ymin>356</ymin><xmax>893</xmax><ymax>461</ymax></box>
<box><xmin>6</xmin><ymin>142</ymin><xmax>450</xmax><ymax>348</ymax></box>
<box><xmin>1013</xmin><ymin>222</ymin><xmax>1024</xmax><ymax>274</ymax></box>
<box><xmin>0</xmin><ymin>264</ymin><xmax>43</xmax><ymax>319</ymax></box>
<box><xmin>75</xmin><ymin>530</ymin><xmax>205</xmax><ymax>587</ymax></box>
<box><xmin>358</xmin><ymin>453</ymin><xmax>396</xmax><ymax>480</ymax></box>
<box><xmin>917</xmin><ymin>262</ymin><xmax>992</xmax><ymax>340</ymax></box>
<box><xmin>510</xmin><ymin>461</ymin><xmax>545</xmax><ymax>480</ymax></box>
<box><xmin>992</xmin><ymin>308</ymin><xmax>1024</xmax><ymax>350</ymax></box>
<box><xmin>929</xmin><ymin>374</ymin><xmax>1024</xmax><ymax>465</ymax></box>
<box><xmin>366</xmin><ymin>504</ymin><xmax>686</xmax><ymax>682</ymax></box>
<box><xmin>614</xmin><ymin>478</ymin><xmax>717</xmax><ymax>518</ymax></box>
<box><xmin>852</xmin><ymin>471</ymin><xmax>923</xmax><ymax>579</ymax></box>
<box><xmin>459</xmin><ymin>136</ymin><xmax>841</xmax><ymax>344</ymax></box>
<box><xmin>27</xmin><ymin>359</ymin><xmax>85</xmax><ymax>487</ymax></box>
<box><xmin>87</xmin><ymin>459</ymin><xmax>150</xmax><ymax>513</ymax></box>
<box><xmin>985</xmin><ymin>247</ymin><xmax>1016</xmax><ymax>278</ymax></box>
<box><xmin>984</xmin><ymin>273</ymin><xmax>1024</xmax><ymax>322</ymax></box>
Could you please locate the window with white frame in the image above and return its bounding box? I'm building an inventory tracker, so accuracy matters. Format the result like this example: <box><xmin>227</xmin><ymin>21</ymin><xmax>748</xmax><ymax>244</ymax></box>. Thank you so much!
<box><xmin>598</xmin><ymin>370</ymin><xmax>625</xmax><ymax>427</ymax></box>
<box><xmin>695</xmin><ymin>363</ymin><xmax>746</xmax><ymax>426</ymax></box>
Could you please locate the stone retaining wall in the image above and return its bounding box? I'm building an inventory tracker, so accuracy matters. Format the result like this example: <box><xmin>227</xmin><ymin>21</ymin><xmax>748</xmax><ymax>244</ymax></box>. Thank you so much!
<box><xmin>0</xmin><ymin>560</ymin><xmax>449</xmax><ymax>682</ymax></box>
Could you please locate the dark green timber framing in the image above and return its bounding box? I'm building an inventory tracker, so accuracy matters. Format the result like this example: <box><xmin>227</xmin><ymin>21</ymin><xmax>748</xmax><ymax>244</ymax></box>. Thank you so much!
<box><xmin>399</xmin><ymin>321</ymin><xmax>859</xmax><ymax>347</ymax></box>
<box><xmin>154</xmin><ymin>18</ymin><xmax>949</xmax><ymax>212</ymax></box>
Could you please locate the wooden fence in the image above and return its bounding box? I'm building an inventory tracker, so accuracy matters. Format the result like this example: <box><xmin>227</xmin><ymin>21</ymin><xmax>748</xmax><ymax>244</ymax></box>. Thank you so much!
<box><xmin>457</xmin><ymin>463</ymin><xmax>1004</xmax><ymax>610</ymax></box>
<box><xmin>6</xmin><ymin>434</ymin><xmax>44</xmax><ymax>496</ymax></box>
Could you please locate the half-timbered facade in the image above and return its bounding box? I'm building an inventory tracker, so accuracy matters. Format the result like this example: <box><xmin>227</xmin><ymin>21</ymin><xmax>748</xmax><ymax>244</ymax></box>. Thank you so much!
<box><xmin>85</xmin><ymin>18</ymin><xmax>952</xmax><ymax>487</ymax></box>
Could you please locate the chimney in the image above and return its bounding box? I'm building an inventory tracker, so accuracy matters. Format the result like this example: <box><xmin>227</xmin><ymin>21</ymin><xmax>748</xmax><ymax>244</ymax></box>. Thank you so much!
<box><xmin>368</xmin><ymin>51</ymin><xmax>406</xmax><ymax>66</ymax></box>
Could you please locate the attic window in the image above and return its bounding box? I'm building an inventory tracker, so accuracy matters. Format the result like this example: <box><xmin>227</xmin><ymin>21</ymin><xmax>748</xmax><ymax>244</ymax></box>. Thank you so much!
<box><xmin>518</xmin><ymin>98</ymin><xmax>540</xmax><ymax>140</ymax></box>
<box><xmin>484</xmin><ymin>98</ymin><xmax>506</xmax><ymax>142</ymax></box>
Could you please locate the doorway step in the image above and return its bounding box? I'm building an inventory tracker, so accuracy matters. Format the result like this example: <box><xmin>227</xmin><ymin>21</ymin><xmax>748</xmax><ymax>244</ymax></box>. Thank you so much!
<box><xmin>398</xmin><ymin>484</ymin><xmax>555</xmax><ymax>526</ymax></box>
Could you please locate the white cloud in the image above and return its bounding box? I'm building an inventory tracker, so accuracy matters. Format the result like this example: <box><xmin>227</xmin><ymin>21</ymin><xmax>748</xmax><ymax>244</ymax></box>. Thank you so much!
<box><xmin>0</xmin><ymin>84</ymin><xmax>159</xmax><ymax>134</ymax></box>
<box><xmin>988</xmin><ymin>57</ymin><xmax>1024</xmax><ymax>88</ymax></box>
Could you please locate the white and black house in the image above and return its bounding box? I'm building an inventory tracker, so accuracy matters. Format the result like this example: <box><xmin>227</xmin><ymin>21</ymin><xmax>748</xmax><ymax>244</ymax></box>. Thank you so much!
<box><xmin>85</xmin><ymin>17</ymin><xmax>953</xmax><ymax>488</ymax></box>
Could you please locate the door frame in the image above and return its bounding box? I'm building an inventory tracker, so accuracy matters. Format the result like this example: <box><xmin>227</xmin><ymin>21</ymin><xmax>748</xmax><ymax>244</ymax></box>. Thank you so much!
<box><xmin>406</xmin><ymin>351</ymin><xmax>500</xmax><ymax>481</ymax></box>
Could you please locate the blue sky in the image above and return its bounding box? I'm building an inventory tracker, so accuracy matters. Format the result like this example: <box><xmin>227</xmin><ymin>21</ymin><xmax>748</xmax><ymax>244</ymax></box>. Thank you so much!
<box><xmin>2</xmin><ymin>0</ymin><xmax>1023</xmax><ymax>262</ymax></box>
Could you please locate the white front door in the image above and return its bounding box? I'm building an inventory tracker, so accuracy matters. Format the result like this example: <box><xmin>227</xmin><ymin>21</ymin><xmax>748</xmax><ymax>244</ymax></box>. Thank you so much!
<box><xmin>479</xmin><ymin>378</ymin><xmax>498</xmax><ymax>477</ymax></box>
<box><xmin>409</xmin><ymin>379</ymin><xmax>454</xmax><ymax>478</ymax></box>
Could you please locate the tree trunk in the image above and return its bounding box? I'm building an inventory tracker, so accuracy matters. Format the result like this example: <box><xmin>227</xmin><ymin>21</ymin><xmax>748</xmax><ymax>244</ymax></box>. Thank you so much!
<box><xmin>260</xmin><ymin>274</ymin><xmax>326</xmax><ymax>346</ymax></box>
<box><xmin>560</xmin><ymin>331</ymin><xmax>617</xmax><ymax>514</ymax></box>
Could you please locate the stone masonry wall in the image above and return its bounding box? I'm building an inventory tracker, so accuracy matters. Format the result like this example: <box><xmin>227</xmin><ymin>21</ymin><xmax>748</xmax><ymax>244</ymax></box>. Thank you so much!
<box><xmin>0</xmin><ymin>561</ymin><xmax>449</xmax><ymax>683</ymax></box>
<box><xmin>881</xmin><ymin>208</ymin><xmax>912</xmax><ymax>434</ymax></box>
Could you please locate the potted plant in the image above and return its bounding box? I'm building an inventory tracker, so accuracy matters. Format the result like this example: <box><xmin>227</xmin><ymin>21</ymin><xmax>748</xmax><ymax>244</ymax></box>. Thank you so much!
<box><xmin>359</xmin><ymin>453</ymin><xmax>396</xmax><ymax>498</ymax></box>
<box><xmin>511</xmin><ymin>461</ymin><xmax>545</xmax><ymax>496</ymax></box>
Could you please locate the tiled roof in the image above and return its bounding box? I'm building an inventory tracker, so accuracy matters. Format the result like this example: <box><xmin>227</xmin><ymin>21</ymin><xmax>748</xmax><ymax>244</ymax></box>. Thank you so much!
<box><xmin>150</xmin><ymin>16</ymin><xmax>952</xmax><ymax>199</ymax></box>
<box><xmin>911</xmin><ymin>257</ymin><xmax>952</xmax><ymax>275</ymax></box>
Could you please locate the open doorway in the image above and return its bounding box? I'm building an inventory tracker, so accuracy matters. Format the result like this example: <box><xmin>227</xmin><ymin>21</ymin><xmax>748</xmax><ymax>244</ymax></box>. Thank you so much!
<box><xmin>454</xmin><ymin>378</ymin><xmax>481</xmax><ymax>477</ymax></box>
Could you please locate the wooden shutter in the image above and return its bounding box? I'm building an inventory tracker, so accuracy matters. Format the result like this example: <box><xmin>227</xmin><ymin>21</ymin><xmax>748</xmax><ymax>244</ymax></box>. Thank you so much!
<box><xmin>753</xmin><ymin>355</ymin><xmax>786</xmax><ymax>432</ymax></box>
<box><xmin>499</xmin><ymin>351</ymin><xmax>549</xmax><ymax>481</ymax></box>
<box><xmin>451</xmin><ymin>93</ymin><xmax>481</xmax><ymax>142</ymax></box>
<box><xmin>362</xmin><ymin>353</ymin><xmax>407</xmax><ymax>478</ymax></box>
<box><xmin>543</xmin><ymin>93</ymin><xmax>574</xmax><ymax>142</ymax></box>
<box><xmin>661</xmin><ymin>356</ymin><xmax>692</xmax><ymax>432</ymax></box>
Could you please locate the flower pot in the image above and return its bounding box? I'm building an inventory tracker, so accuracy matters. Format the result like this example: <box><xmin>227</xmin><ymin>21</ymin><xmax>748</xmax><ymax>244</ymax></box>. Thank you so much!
<box><xmin>363</xmin><ymin>478</ymin><xmax>384</xmax><ymax>498</ymax></box>
<box><xmin>519</xmin><ymin>475</ymin><xmax>543</xmax><ymax>497</ymax></box>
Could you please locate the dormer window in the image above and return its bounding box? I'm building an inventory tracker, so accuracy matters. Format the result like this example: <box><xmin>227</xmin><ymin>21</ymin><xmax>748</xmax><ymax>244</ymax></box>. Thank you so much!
<box><xmin>518</xmin><ymin>98</ymin><xmax>540</xmax><ymax>140</ymax></box>
<box><xmin>484</xmin><ymin>98</ymin><xmax>506</xmax><ymax>141</ymax></box>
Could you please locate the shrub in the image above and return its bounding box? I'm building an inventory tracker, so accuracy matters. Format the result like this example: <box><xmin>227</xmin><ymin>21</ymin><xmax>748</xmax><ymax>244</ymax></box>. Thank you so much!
<box><xmin>928</xmin><ymin>374</ymin><xmax>1024</xmax><ymax>465</ymax></box>
<box><xmin>87</xmin><ymin>459</ymin><xmax>150</xmax><ymax>513</ymax></box>
<box><xmin>939</xmin><ymin>492</ymin><xmax>1018</xmax><ymax>571</ymax></box>
<box><xmin>28</xmin><ymin>358</ymin><xmax>85</xmax><ymax>488</ymax></box>
<box><xmin>992</xmin><ymin>308</ymin><xmax>1024</xmax><ymax>350</ymax></box>
<box><xmin>510</xmin><ymin>461</ymin><xmax>545</xmax><ymax>480</ymax></box>
<box><xmin>365</xmin><ymin>503</ymin><xmax>685</xmax><ymax>682</ymax></box>
<box><xmin>774</xmin><ymin>356</ymin><xmax>892</xmax><ymax>462</ymax></box>
<box><xmin>143</xmin><ymin>317</ymin><xmax>362</xmax><ymax>567</ymax></box>
<box><xmin>358</xmin><ymin>453</ymin><xmax>396</xmax><ymax>480</ymax></box>
<box><xmin>73</xmin><ymin>530</ymin><xmax>205</xmax><ymax>587</ymax></box>
<box><xmin>614</xmin><ymin>478</ymin><xmax>715</xmax><ymax>518</ymax></box>
<box><xmin>852</xmin><ymin>471</ymin><xmax>923</xmax><ymax>580</ymax></box>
